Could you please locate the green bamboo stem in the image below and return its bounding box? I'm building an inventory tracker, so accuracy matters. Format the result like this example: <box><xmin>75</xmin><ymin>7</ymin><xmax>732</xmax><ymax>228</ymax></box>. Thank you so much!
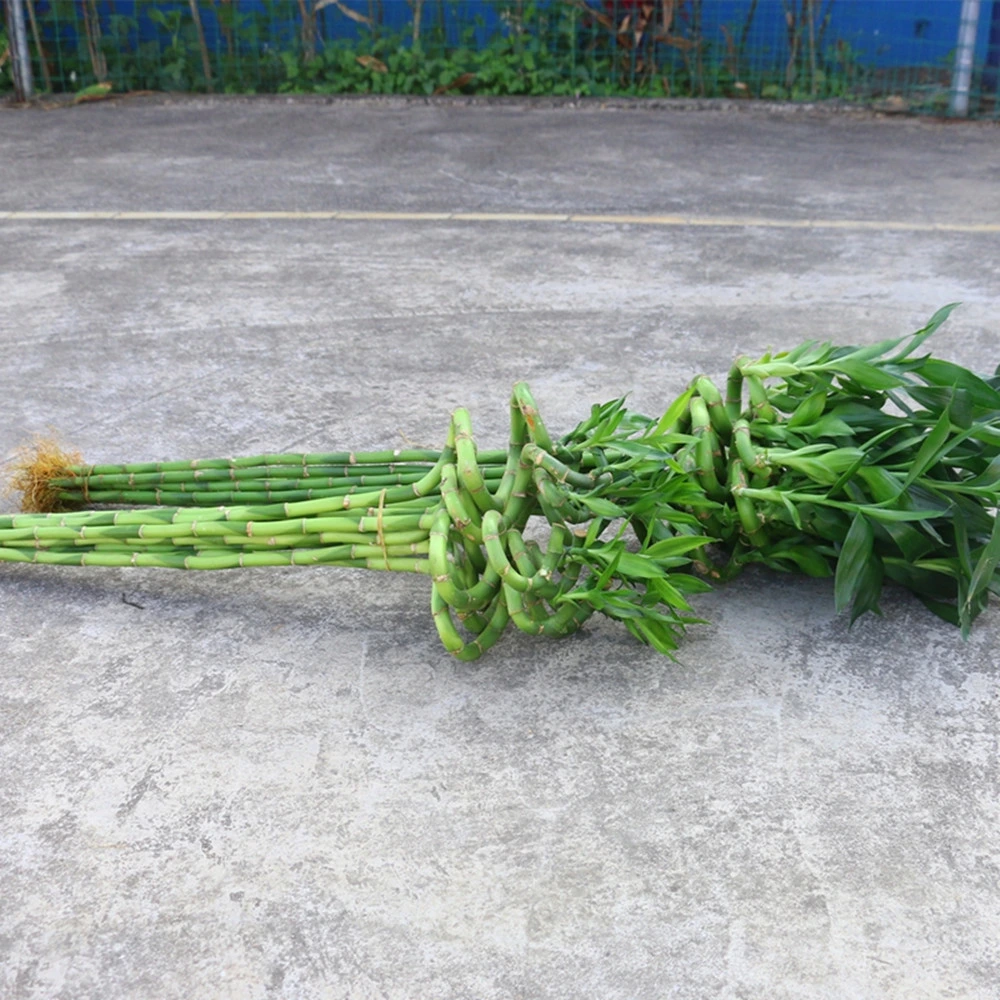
<box><xmin>512</xmin><ymin>382</ymin><xmax>558</xmax><ymax>455</ymax></box>
<box><xmin>506</xmin><ymin>586</ymin><xmax>594</xmax><ymax>637</ymax></box>
<box><xmin>694</xmin><ymin>375</ymin><xmax>734</xmax><ymax>441</ymax></box>
<box><xmin>744</xmin><ymin>373</ymin><xmax>778</xmax><ymax>423</ymax></box>
<box><xmin>56</xmin><ymin>466</ymin><xmax>505</xmax><ymax>492</ymax></box>
<box><xmin>76</xmin><ymin>448</ymin><xmax>506</xmax><ymax>475</ymax></box>
<box><xmin>431</xmin><ymin>586</ymin><xmax>510</xmax><ymax>662</ymax></box>
<box><xmin>48</xmin><ymin>448</ymin><xmax>509</xmax><ymax>511</ymax></box>
<box><xmin>520</xmin><ymin>442</ymin><xmax>611</xmax><ymax>492</ymax></box>
<box><xmin>452</xmin><ymin>408</ymin><xmax>500</xmax><ymax>515</ymax></box>
<box><xmin>69</xmin><ymin>468</ymin><xmax>506</xmax><ymax>509</ymax></box>
<box><xmin>494</xmin><ymin>391</ymin><xmax>530</xmax><ymax>510</ymax></box>
<box><xmin>440</xmin><ymin>462</ymin><xmax>484</xmax><ymax>544</ymax></box>
<box><xmin>0</xmin><ymin>544</ymin><xmax>430</xmax><ymax>572</ymax></box>
<box><xmin>726</xmin><ymin>357</ymin><xmax>748</xmax><ymax>423</ymax></box>
<box><xmin>428</xmin><ymin>507</ymin><xmax>501</xmax><ymax>611</ymax></box>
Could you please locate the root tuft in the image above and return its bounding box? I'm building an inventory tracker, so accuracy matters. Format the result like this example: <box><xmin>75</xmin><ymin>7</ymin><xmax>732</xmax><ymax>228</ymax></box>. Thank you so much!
<box><xmin>5</xmin><ymin>437</ymin><xmax>84</xmax><ymax>513</ymax></box>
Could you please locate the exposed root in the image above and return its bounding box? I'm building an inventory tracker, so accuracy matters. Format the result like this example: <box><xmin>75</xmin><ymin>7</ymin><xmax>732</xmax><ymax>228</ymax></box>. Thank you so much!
<box><xmin>5</xmin><ymin>437</ymin><xmax>84</xmax><ymax>513</ymax></box>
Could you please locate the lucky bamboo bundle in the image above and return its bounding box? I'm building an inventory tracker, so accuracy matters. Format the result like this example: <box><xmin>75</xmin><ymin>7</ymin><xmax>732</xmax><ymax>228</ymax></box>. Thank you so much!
<box><xmin>4</xmin><ymin>305</ymin><xmax>999</xmax><ymax>659</ymax></box>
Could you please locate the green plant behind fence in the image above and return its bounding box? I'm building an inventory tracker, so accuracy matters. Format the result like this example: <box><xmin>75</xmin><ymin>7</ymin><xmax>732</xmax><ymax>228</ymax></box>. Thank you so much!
<box><xmin>1</xmin><ymin>1</ymin><xmax>997</xmax><ymax>117</ymax></box>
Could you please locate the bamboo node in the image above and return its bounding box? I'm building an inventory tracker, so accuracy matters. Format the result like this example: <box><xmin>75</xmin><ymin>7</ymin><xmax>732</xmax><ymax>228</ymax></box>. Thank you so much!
<box><xmin>376</xmin><ymin>489</ymin><xmax>389</xmax><ymax>567</ymax></box>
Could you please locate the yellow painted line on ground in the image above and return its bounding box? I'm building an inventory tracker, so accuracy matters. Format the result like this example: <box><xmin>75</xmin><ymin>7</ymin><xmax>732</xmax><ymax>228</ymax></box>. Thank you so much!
<box><xmin>7</xmin><ymin>210</ymin><xmax>121</xmax><ymax>220</ymax></box>
<box><xmin>1</xmin><ymin>209</ymin><xmax>998</xmax><ymax>233</ymax></box>
<box><xmin>452</xmin><ymin>211</ymin><xmax>571</xmax><ymax>222</ymax></box>
<box><xmin>218</xmin><ymin>210</ymin><xmax>333</xmax><ymax>219</ymax></box>
<box><xmin>117</xmin><ymin>210</ymin><xmax>227</xmax><ymax>220</ymax></box>
<box><xmin>569</xmin><ymin>213</ymin><xmax>692</xmax><ymax>225</ymax></box>
<box><xmin>336</xmin><ymin>210</ymin><xmax>453</xmax><ymax>221</ymax></box>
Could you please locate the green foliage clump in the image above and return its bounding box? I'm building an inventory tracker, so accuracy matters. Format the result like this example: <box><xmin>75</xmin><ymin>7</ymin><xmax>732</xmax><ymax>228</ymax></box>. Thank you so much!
<box><xmin>6</xmin><ymin>0</ymin><xmax>885</xmax><ymax>104</ymax></box>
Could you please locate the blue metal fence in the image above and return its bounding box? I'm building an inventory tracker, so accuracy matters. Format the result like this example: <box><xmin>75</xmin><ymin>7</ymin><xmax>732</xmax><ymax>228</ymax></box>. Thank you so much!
<box><xmin>3</xmin><ymin>1</ymin><xmax>998</xmax><ymax>116</ymax></box>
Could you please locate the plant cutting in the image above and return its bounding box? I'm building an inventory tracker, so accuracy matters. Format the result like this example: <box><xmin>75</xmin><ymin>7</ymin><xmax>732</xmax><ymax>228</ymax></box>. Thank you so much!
<box><xmin>4</xmin><ymin>305</ymin><xmax>999</xmax><ymax>659</ymax></box>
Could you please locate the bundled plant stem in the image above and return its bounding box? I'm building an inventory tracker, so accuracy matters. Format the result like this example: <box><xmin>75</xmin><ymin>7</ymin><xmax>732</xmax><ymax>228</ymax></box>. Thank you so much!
<box><xmin>5</xmin><ymin>306</ymin><xmax>1000</xmax><ymax>659</ymax></box>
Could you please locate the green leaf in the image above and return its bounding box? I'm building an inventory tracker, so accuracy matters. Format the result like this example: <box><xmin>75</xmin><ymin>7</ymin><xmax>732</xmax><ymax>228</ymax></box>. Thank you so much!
<box><xmin>835</xmin><ymin>512</ymin><xmax>874</xmax><ymax>614</ymax></box>
<box><xmin>589</xmin><ymin>546</ymin><xmax>622</xmax><ymax>591</ymax></box>
<box><xmin>875</xmin><ymin>519</ymin><xmax>936</xmax><ymax>562</ymax></box>
<box><xmin>782</xmin><ymin>340</ymin><xmax>825</xmax><ymax>364</ymax></box>
<box><xmin>794</xmin><ymin>415</ymin><xmax>854</xmax><ymax>440</ymax></box>
<box><xmin>667</xmin><ymin>573</ymin><xmax>714</xmax><ymax>595</ymax></box>
<box><xmin>647</xmin><ymin>576</ymin><xmax>694</xmax><ymax>611</ymax></box>
<box><xmin>917</xmin><ymin>596</ymin><xmax>961</xmax><ymax>626</ymax></box>
<box><xmin>954</xmin><ymin>514</ymin><xmax>973</xmax><ymax>638</ymax></box>
<box><xmin>949</xmin><ymin>387</ymin><xmax>973</xmax><ymax>430</ymax></box>
<box><xmin>849</xmin><ymin>553</ymin><xmax>884</xmax><ymax>625</ymax></box>
<box><xmin>610</xmin><ymin>551</ymin><xmax>667</xmax><ymax>580</ymax></box>
<box><xmin>824</xmin><ymin>359</ymin><xmax>906</xmax><ymax>390</ymax></box>
<box><xmin>780</xmin><ymin>492</ymin><xmax>803</xmax><ymax>530</ymax></box>
<box><xmin>651</xmin><ymin>388</ymin><xmax>694</xmax><ymax>436</ymax></box>
<box><xmin>827</xmin><ymin>447</ymin><xmax>870</xmax><ymax>496</ymax></box>
<box><xmin>626</xmin><ymin>619</ymin><xmax>680</xmax><ymax>656</ymax></box>
<box><xmin>788</xmin><ymin>390</ymin><xmax>827</xmax><ymax>428</ymax></box>
<box><xmin>916</xmin><ymin>359</ymin><xmax>1000</xmax><ymax>409</ymax></box>
<box><xmin>888</xmin><ymin>303</ymin><xmax>960</xmax><ymax>361</ymax></box>
<box><xmin>607</xmin><ymin>440</ymin><xmax>673</xmax><ymax>461</ymax></box>
<box><xmin>958</xmin><ymin>455</ymin><xmax>1000</xmax><ymax>490</ymax></box>
<box><xmin>843</xmin><ymin>337</ymin><xmax>910</xmax><ymax>364</ymax></box>
<box><xmin>741</xmin><ymin>362</ymin><xmax>802</xmax><ymax>379</ymax></box>
<box><xmin>766</xmin><ymin>544</ymin><xmax>833</xmax><ymax>577</ymax></box>
<box><xmin>643</xmin><ymin>534</ymin><xmax>715</xmax><ymax>560</ymax></box>
<box><xmin>900</xmin><ymin>407</ymin><xmax>954</xmax><ymax>491</ymax></box>
<box><xmin>857</xmin><ymin>466</ymin><xmax>904</xmax><ymax>504</ymax></box>
<box><xmin>862</xmin><ymin>506</ymin><xmax>948</xmax><ymax>523</ymax></box>
<box><xmin>966</xmin><ymin>514</ymin><xmax>1000</xmax><ymax>612</ymax></box>
<box><xmin>576</xmin><ymin>495</ymin><xmax>626</xmax><ymax>518</ymax></box>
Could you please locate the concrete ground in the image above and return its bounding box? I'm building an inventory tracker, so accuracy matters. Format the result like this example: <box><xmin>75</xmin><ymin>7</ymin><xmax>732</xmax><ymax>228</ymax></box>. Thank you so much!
<box><xmin>1</xmin><ymin>96</ymin><xmax>999</xmax><ymax>1000</ymax></box>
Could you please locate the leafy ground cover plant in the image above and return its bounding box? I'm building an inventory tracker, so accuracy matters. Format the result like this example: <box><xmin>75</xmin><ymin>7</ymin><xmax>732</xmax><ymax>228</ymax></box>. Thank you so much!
<box><xmin>5</xmin><ymin>306</ymin><xmax>1000</xmax><ymax>658</ymax></box>
<box><xmin>6</xmin><ymin>1</ymin><xmax>916</xmax><ymax>106</ymax></box>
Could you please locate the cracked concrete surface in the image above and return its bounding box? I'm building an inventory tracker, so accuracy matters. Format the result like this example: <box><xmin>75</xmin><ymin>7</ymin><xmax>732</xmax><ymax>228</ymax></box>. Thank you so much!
<box><xmin>1</xmin><ymin>98</ymin><xmax>999</xmax><ymax>999</ymax></box>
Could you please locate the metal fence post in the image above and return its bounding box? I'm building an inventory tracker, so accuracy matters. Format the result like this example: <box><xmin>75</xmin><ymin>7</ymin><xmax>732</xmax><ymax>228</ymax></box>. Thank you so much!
<box><xmin>4</xmin><ymin>0</ymin><xmax>34</xmax><ymax>101</ymax></box>
<box><xmin>950</xmin><ymin>0</ymin><xmax>982</xmax><ymax>116</ymax></box>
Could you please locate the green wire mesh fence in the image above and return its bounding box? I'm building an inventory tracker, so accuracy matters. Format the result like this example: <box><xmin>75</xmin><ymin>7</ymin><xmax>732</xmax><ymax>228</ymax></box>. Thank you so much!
<box><xmin>2</xmin><ymin>1</ymin><xmax>999</xmax><ymax>117</ymax></box>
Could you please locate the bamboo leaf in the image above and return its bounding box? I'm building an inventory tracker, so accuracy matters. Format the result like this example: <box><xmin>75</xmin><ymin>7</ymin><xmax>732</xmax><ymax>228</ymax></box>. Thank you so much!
<box><xmin>863</xmin><ymin>507</ymin><xmax>948</xmax><ymax>523</ymax></box>
<box><xmin>647</xmin><ymin>576</ymin><xmax>693</xmax><ymax>611</ymax></box>
<box><xmin>607</xmin><ymin>551</ymin><xmax>668</xmax><ymax>580</ymax></box>
<box><xmin>849</xmin><ymin>554</ymin><xmax>884</xmax><ymax>625</ymax></box>
<box><xmin>643</xmin><ymin>534</ymin><xmax>715</xmax><ymax>559</ymax></box>
<box><xmin>900</xmin><ymin>407</ymin><xmax>953</xmax><ymax>490</ymax></box>
<box><xmin>916</xmin><ymin>359</ymin><xmax>1000</xmax><ymax>409</ymax></box>
<box><xmin>766</xmin><ymin>544</ymin><xmax>832</xmax><ymax>577</ymax></box>
<box><xmin>780</xmin><ymin>492</ymin><xmax>803</xmax><ymax>530</ymax></box>
<box><xmin>668</xmin><ymin>573</ymin><xmax>714</xmax><ymax>594</ymax></box>
<box><xmin>823</xmin><ymin>359</ymin><xmax>906</xmax><ymax>391</ymax></box>
<box><xmin>741</xmin><ymin>362</ymin><xmax>802</xmax><ymax>379</ymax></box>
<box><xmin>788</xmin><ymin>390</ymin><xmax>827</xmax><ymax>428</ymax></box>
<box><xmin>576</xmin><ymin>495</ymin><xmax>626</xmax><ymax>518</ymax></box>
<box><xmin>842</xmin><ymin>336</ymin><xmax>913</xmax><ymax>364</ymax></box>
<box><xmin>888</xmin><ymin>303</ymin><xmax>961</xmax><ymax>362</ymax></box>
<box><xmin>651</xmin><ymin>388</ymin><xmax>693</xmax><ymax>436</ymax></box>
<box><xmin>954</xmin><ymin>514</ymin><xmax>974</xmax><ymax>638</ymax></box>
<box><xmin>917</xmin><ymin>596</ymin><xmax>961</xmax><ymax>626</ymax></box>
<box><xmin>966</xmin><ymin>514</ymin><xmax>1000</xmax><ymax>611</ymax></box>
<box><xmin>835</xmin><ymin>512</ymin><xmax>873</xmax><ymax>614</ymax></box>
<box><xmin>793</xmin><ymin>415</ymin><xmax>853</xmax><ymax>440</ymax></box>
<box><xmin>782</xmin><ymin>340</ymin><xmax>827</xmax><ymax>364</ymax></box>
